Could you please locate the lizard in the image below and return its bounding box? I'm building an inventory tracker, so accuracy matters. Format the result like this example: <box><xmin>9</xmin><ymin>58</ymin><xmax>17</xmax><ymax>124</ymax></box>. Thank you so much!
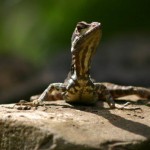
<box><xmin>16</xmin><ymin>21</ymin><xmax>150</xmax><ymax>110</ymax></box>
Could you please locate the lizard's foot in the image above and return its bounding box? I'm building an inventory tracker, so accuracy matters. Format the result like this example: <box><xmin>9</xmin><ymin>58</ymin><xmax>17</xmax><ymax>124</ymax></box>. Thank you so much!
<box><xmin>30</xmin><ymin>95</ymin><xmax>40</xmax><ymax>101</ymax></box>
<box><xmin>113</xmin><ymin>102</ymin><xmax>141</xmax><ymax>110</ymax></box>
<box><xmin>14</xmin><ymin>99</ymin><xmax>44</xmax><ymax>110</ymax></box>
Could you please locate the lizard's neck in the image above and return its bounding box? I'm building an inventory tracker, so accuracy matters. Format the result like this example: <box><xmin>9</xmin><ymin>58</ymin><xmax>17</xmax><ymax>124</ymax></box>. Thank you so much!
<box><xmin>71</xmin><ymin>36</ymin><xmax>99</xmax><ymax>79</ymax></box>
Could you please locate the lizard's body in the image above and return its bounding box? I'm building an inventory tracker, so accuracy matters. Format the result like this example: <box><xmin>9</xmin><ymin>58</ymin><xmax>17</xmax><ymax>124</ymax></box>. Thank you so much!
<box><xmin>19</xmin><ymin>21</ymin><xmax>150</xmax><ymax>109</ymax></box>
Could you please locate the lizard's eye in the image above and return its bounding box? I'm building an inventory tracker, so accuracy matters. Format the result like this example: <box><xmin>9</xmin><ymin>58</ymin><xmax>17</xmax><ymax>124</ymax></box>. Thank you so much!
<box><xmin>77</xmin><ymin>25</ymin><xmax>85</xmax><ymax>31</ymax></box>
<box><xmin>76</xmin><ymin>22</ymin><xmax>89</xmax><ymax>32</ymax></box>
<box><xmin>71</xmin><ymin>22</ymin><xmax>90</xmax><ymax>42</ymax></box>
<box><xmin>77</xmin><ymin>26</ymin><xmax>82</xmax><ymax>31</ymax></box>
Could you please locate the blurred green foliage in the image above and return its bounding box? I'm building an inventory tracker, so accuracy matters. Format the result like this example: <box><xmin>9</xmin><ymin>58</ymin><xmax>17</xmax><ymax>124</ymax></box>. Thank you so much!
<box><xmin>0</xmin><ymin>0</ymin><xmax>150</xmax><ymax>64</ymax></box>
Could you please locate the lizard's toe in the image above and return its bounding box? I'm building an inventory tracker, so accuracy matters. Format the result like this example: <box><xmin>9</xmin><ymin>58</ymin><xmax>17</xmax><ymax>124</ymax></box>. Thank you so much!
<box><xmin>114</xmin><ymin>103</ymin><xmax>141</xmax><ymax>110</ymax></box>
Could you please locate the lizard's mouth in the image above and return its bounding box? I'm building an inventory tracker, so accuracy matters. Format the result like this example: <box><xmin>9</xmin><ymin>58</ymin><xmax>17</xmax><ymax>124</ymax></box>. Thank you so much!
<box><xmin>91</xmin><ymin>22</ymin><xmax>101</xmax><ymax>29</ymax></box>
<box><xmin>79</xmin><ymin>22</ymin><xmax>101</xmax><ymax>37</ymax></box>
<box><xmin>83</xmin><ymin>22</ymin><xmax>101</xmax><ymax>37</ymax></box>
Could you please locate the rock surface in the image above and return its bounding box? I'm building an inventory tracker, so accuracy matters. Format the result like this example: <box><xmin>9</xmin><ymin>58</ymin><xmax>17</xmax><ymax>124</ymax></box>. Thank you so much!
<box><xmin>0</xmin><ymin>96</ymin><xmax>150</xmax><ymax>150</ymax></box>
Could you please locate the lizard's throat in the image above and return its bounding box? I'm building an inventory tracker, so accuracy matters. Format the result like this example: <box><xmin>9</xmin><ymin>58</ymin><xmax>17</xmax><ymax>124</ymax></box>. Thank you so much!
<box><xmin>72</xmin><ymin>46</ymin><xmax>95</xmax><ymax>77</ymax></box>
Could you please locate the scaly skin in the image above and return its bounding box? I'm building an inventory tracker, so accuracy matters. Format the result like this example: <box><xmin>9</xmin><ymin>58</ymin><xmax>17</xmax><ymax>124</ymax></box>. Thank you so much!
<box><xmin>17</xmin><ymin>21</ymin><xmax>150</xmax><ymax>110</ymax></box>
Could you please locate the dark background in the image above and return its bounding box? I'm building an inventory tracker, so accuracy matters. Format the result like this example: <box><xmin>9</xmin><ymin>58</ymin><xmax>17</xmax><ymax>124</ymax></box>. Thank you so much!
<box><xmin>0</xmin><ymin>0</ymin><xmax>150</xmax><ymax>104</ymax></box>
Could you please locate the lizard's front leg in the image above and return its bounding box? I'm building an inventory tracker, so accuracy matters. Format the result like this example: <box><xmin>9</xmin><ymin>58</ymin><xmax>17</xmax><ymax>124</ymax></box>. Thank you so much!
<box><xmin>17</xmin><ymin>83</ymin><xmax>66</xmax><ymax>108</ymax></box>
<box><xmin>32</xmin><ymin>83</ymin><xmax>66</xmax><ymax>106</ymax></box>
<box><xmin>95</xmin><ymin>83</ymin><xmax>140</xmax><ymax>110</ymax></box>
<box><xmin>95</xmin><ymin>83</ymin><xmax>115</xmax><ymax>108</ymax></box>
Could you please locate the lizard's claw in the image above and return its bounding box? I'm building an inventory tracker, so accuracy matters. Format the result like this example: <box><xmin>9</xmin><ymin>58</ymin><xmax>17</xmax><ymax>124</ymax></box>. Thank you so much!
<box><xmin>14</xmin><ymin>99</ymin><xmax>44</xmax><ymax>110</ymax></box>
<box><xmin>114</xmin><ymin>102</ymin><xmax>142</xmax><ymax>111</ymax></box>
<box><xmin>31</xmin><ymin>99</ymin><xmax>44</xmax><ymax>107</ymax></box>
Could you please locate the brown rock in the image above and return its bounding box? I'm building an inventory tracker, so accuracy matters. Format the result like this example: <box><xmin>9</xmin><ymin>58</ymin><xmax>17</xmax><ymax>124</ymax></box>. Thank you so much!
<box><xmin>0</xmin><ymin>97</ymin><xmax>150</xmax><ymax>150</ymax></box>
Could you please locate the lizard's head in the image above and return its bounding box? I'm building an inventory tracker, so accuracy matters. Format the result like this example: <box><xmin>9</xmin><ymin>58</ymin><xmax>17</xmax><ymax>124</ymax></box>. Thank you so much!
<box><xmin>71</xmin><ymin>21</ymin><xmax>102</xmax><ymax>52</ymax></box>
